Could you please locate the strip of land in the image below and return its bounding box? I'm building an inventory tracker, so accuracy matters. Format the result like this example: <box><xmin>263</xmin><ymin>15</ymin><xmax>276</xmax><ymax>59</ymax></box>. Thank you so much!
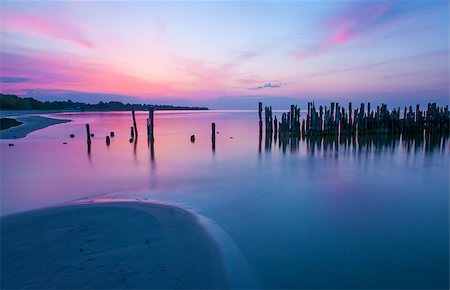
<box><xmin>0</xmin><ymin>117</ymin><xmax>23</xmax><ymax>130</ymax></box>
<box><xmin>0</xmin><ymin>116</ymin><xmax>71</xmax><ymax>139</ymax></box>
<box><xmin>0</xmin><ymin>201</ymin><xmax>229</xmax><ymax>289</ymax></box>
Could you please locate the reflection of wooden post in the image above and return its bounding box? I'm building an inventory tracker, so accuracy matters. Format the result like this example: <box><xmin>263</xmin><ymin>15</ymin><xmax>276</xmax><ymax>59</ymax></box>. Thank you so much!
<box><xmin>150</xmin><ymin>139</ymin><xmax>155</xmax><ymax>161</ymax></box>
<box><xmin>132</xmin><ymin>110</ymin><xmax>138</xmax><ymax>137</ymax></box>
<box><xmin>130</xmin><ymin>127</ymin><xmax>135</xmax><ymax>139</ymax></box>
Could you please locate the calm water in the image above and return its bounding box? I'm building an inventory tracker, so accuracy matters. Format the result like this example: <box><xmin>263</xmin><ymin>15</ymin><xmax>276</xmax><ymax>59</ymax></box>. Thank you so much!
<box><xmin>1</xmin><ymin>111</ymin><xmax>449</xmax><ymax>289</ymax></box>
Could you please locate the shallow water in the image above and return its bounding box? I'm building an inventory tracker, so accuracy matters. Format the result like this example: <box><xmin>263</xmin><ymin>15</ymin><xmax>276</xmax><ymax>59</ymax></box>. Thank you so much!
<box><xmin>1</xmin><ymin>110</ymin><xmax>449</xmax><ymax>289</ymax></box>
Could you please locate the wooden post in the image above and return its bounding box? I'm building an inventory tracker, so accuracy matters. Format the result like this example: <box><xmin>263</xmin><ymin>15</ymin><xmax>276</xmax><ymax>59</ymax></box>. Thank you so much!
<box><xmin>212</xmin><ymin>122</ymin><xmax>216</xmax><ymax>152</ymax></box>
<box><xmin>106</xmin><ymin>136</ymin><xmax>110</xmax><ymax>146</ymax></box>
<box><xmin>85</xmin><ymin>124</ymin><xmax>91</xmax><ymax>153</ymax></box>
<box><xmin>258</xmin><ymin>102</ymin><xmax>263</xmax><ymax>122</ymax></box>
<box><xmin>274</xmin><ymin>115</ymin><xmax>278</xmax><ymax>136</ymax></box>
<box><xmin>130</xmin><ymin>126</ymin><xmax>135</xmax><ymax>139</ymax></box>
<box><xmin>148</xmin><ymin>109</ymin><xmax>154</xmax><ymax>141</ymax></box>
<box><xmin>132</xmin><ymin>110</ymin><xmax>138</xmax><ymax>137</ymax></box>
<box><xmin>85</xmin><ymin>124</ymin><xmax>91</xmax><ymax>145</ymax></box>
<box><xmin>258</xmin><ymin>102</ymin><xmax>263</xmax><ymax>134</ymax></box>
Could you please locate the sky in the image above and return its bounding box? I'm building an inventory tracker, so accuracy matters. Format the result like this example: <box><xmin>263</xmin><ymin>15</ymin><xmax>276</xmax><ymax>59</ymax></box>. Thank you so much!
<box><xmin>0</xmin><ymin>0</ymin><xmax>448</xmax><ymax>108</ymax></box>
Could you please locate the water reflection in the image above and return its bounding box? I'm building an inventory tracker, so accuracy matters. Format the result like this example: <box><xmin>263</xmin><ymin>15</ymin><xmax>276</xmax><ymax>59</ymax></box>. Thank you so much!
<box><xmin>148</xmin><ymin>138</ymin><xmax>155</xmax><ymax>162</ymax></box>
<box><xmin>2</xmin><ymin>111</ymin><xmax>448</xmax><ymax>289</ymax></box>
<box><xmin>262</xmin><ymin>131</ymin><xmax>449</xmax><ymax>156</ymax></box>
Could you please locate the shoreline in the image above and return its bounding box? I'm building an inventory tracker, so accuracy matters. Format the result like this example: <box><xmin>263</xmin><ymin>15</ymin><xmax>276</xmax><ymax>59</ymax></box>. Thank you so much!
<box><xmin>1</xmin><ymin>200</ymin><xmax>229</xmax><ymax>289</ymax></box>
<box><xmin>0</xmin><ymin>115</ymin><xmax>71</xmax><ymax>139</ymax></box>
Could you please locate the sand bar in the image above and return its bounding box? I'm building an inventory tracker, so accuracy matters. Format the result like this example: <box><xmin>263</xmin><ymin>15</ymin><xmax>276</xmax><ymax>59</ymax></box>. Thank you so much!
<box><xmin>0</xmin><ymin>115</ymin><xmax>70</xmax><ymax>139</ymax></box>
<box><xmin>1</xmin><ymin>201</ymin><xmax>229</xmax><ymax>289</ymax></box>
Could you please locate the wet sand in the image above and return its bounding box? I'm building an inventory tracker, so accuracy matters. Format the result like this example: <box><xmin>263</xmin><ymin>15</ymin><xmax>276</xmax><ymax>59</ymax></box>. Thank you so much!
<box><xmin>1</xmin><ymin>201</ymin><xmax>229</xmax><ymax>289</ymax></box>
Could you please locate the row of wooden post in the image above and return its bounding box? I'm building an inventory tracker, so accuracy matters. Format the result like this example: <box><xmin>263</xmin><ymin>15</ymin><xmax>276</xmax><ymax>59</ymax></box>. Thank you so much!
<box><xmin>85</xmin><ymin>109</ymin><xmax>156</xmax><ymax>148</ymax></box>
<box><xmin>259</xmin><ymin>102</ymin><xmax>449</xmax><ymax>138</ymax></box>
<box><xmin>85</xmin><ymin>110</ymin><xmax>216</xmax><ymax>152</ymax></box>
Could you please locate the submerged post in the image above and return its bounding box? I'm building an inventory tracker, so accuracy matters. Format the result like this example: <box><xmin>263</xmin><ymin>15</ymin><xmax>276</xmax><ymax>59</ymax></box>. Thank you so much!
<box><xmin>132</xmin><ymin>110</ymin><xmax>138</xmax><ymax>137</ymax></box>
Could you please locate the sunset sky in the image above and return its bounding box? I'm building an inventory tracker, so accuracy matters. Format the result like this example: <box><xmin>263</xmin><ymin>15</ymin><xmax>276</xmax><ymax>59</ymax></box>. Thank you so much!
<box><xmin>0</xmin><ymin>1</ymin><xmax>448</xmax><ymax>108</ymax></box>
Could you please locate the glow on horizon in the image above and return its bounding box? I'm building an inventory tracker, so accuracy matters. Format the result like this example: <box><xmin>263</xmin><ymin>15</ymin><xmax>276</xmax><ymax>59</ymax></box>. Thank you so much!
<box><xmin>0</xmin><ymin>1</ymin><xmax>448</xmax><ymax>105</ymax></box>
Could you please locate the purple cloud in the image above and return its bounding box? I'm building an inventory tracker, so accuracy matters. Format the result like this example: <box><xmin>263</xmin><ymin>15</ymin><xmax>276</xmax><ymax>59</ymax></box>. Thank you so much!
<box><xmin>249</xmin><ymin>83</ymin><xmax>284</xmax><ymax>90</ymax></box>
<box><xmin>0</xmin><ymin>77</ymin><xmax>30</xmax><ymax>83</ymax></box>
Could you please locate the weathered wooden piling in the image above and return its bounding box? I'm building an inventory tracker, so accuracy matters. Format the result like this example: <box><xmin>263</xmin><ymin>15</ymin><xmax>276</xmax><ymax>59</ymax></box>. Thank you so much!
<box><xmin>130</xmin><ymin>126</ymin><xmax>135</xmax><ymax>139</ymax></box>
<box><xmin>132</xmin><ymin>110</ymin><xmax>138</xmax><ymax>137</ymax></box>
<box><xmin>258</xmin><ymin>102</ymin><xmax>263</xmax><ymax>123</ymax></box>
<box><xmin>212</xmin><ymin>122</ymin><xmax>216</xmax><ymax>152</ymax></box>
<box><xmin>106</xmin><ymin>136</ymin><xmax>110</xmax><ymax>146</ymax></box>
<box><xmin>110</xmin><ymin>132</ymin><xmax>114</xmax><ymax>137</ymax></box>
<box><xmin>85</xmin><ymin>124</ymin><xmax>91</xmax><ymax>145</ymax></box>
<box><xmin>147</xmin><ymin>109</ymin><xmax>154</xmax><ymax>141</ymax></box>
<box><xmin>260</xmin><ymin>101</ymin><xmax>449</xmax><ymax>139</ymax></box>
<box><xmin>274</xmin><ymin>115</ymin><xmax>278</xmax><ymax>136</ymax></box>
<box><xmin>191</xmin><ymin>135</ymin><xmax>195</xmax><ymax>143</ymax></box>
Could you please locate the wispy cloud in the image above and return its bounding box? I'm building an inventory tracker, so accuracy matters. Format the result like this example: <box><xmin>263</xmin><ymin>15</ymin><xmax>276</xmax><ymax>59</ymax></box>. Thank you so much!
<box><xmin>295</xmin><ymin>1</ymin><xmax>445</xmax><ymax>61</ymax></box>
<box><xmin>0</xmin><ymin>9</ymin><xmax>94</xmax><ymax>48</ymax></box>
<box><xmin>249</xmin><ymin>82</ymin><xmax>284</xmax><ymax>90</ymax></box>
<box><xmin>306</xmin><ymin>50</ymin><xmax>448</xmax><ymax>77</ymax></box>
<box><xmin>0</xmin><ymin>76</ymin><xmax>30</xmax><ymax>83</ymax></box>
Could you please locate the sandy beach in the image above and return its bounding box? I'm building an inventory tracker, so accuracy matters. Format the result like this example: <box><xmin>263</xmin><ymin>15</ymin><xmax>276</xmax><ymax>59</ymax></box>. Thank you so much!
<box><xmin>1</xmin><ymin>201</ymin><xmax>229</xmax><ymax>289</ymax></box>
<box><xmin>0</xmin><ymin>115</ymin><xmax>70</xmax><ymax>139</ymax></box>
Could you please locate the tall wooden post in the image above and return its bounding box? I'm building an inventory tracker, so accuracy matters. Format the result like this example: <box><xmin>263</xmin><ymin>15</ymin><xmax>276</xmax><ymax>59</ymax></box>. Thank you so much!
<box><xmin>86</xmin><ymin>124</ymin><xmax>91</xmax><ymax>145</ymax></box>
<box><xmin>148</xmin><ymin>109</ymin><xmax>154</xmax><ymax>141</ymax></box>
<box><xmin>274</xmin><ymin>115</ymin><xmax>278</xmax><ymax>136</ymax></box>
<box><xmin>258</xmin><ymin>102</ymin><xmax>263</xmax><ymax>135</ymax></box>
<box><xmin>258</xmin><ymin>102</ymin><xmax>263</xmax><ymax>122</ymax></box>
<box><xmin>212</xmin><ymin>122</ymin><xmax>216</xmax><ymax>151</ymax></box>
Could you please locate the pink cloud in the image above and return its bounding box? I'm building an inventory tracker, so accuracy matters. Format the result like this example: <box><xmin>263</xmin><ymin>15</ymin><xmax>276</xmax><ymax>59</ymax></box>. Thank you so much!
<box><xmin>0</xmin><ymin>52</ymin><xmax>181</xmax><ymax>97</ymax></box>
<box><xmin>0</xmin><ymin>9</ymin><xmax>94</xmax><ymax>48</ymax></box>
<box><xmin>294</xmin><ymin>1</ymin><xmax>442</xmax><ymax>61</ymax></box>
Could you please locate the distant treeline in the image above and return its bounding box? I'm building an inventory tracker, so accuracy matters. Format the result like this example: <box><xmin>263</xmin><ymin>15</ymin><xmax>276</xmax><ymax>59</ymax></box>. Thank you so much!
<box><xmin>0</xmin><ymin>94</ymin><xmax>208</xmax><ymax>111</ymax></box>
